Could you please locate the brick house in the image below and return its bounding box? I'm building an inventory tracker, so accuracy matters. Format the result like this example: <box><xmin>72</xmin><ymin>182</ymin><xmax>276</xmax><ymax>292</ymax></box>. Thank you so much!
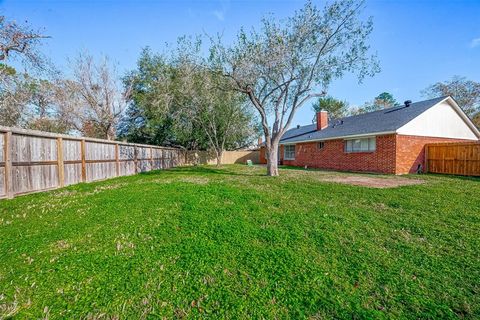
<box><xmin>259</xmin><ymin>96</ymin><xmax>480</xmax><ymax>174</ymax></box>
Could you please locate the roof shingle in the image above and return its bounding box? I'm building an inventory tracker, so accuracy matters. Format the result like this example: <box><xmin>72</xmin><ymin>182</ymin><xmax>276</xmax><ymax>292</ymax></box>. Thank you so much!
<box><xmin>280</xmin><ymin>96</ymin><xmax>448</xmax><ymax>144</ymax></box>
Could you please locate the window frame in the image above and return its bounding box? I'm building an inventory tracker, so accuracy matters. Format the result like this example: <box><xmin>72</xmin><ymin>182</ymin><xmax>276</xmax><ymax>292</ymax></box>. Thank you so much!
<box><xmin>344</xmin><ymin>137</ymin><xmax>376</xmax><ymax>153</ymax></box>
<box><xmin>284</xmin><ymin>145</ymin><xmax>296</xmax><ymax>160</ymax></box>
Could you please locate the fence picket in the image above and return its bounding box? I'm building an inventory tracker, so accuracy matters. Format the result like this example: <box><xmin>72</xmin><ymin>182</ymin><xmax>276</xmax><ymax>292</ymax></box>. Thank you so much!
<box><xmin>5</xmin><ymin>131</ymin><xmax>13</xmax><ymax>199</ymax></box>
<box><xmin>57</xmin><ymin>138</ymin><xmax>65</xmax><ymax>188</ymax></box>
<box><xmin>426</xmin><ymin>142</ymin><xmax>480</xmax><ymax>176</ymax></box>
<box><xmin>0</xmin><ymin>126</ymin><xmax>185</xmax><ymax>199</ymax></box>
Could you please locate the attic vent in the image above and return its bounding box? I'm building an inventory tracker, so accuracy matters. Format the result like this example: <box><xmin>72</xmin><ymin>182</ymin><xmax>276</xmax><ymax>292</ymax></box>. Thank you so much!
<box><xmin>404</xmin><ymin>100</ymin><xmax>412</xmax><ymax>107</ymax></box>
<box><xmin>297</xmin><ymin>125</ymin><xmax>300</xmax><ymax>129</ymax></box>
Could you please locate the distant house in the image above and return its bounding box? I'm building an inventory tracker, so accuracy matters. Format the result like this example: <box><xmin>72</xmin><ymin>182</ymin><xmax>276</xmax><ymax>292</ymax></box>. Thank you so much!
<box><xmin>260</xmin><ymin>96</ymin><xmax>480</xmax><ymax>174</ymax></box>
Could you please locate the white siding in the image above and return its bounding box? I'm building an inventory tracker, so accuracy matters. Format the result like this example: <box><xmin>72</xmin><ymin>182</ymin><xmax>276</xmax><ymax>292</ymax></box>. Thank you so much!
<box><xmin>397</xmin><ymin>100</ymin><xmax>479</xmax><ymax>140</ymax></box>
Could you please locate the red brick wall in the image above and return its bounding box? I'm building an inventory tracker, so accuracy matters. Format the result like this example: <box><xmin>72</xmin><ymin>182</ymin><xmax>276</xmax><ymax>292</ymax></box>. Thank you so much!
<box><xmin>261</xmin><ymin>134</ymin><xmax>474</xmax><ymax>174</ymax></box>
<box><xmin>259</xmin><ymin>145</ymin><xmax>284</xmax><ymax>164</ymax></box>
<box><xmin>395</xmin><ymin>135</ymin><xmax>471</xmax><ymax>174</ymax></box>
<box><xmin>284</xmin><ymin>135</ymin><xmax>396</xmax><ymax>173</ymax></box>
<box><xmin>260</xmin><ymin>135</ymin><xmax>396</xmax><ymax>173</ymax></box>
<box><xmin>282</xmin><ymin>134</ymin><xmax>397</xmax><ymax>173</ymax></box>
<box><xmin>260</xmin><ymin>147</ymin><xmax>266</xmax><ymax>164</ymax></box>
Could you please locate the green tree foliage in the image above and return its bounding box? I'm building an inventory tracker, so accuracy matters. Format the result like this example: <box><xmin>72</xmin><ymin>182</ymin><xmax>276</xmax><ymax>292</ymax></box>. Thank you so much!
<box><xmin>312</xmin><ymin>96</ymin><xmax>351</xmax><ymax>120</ymax></box>
<box><xmin>119</xmin><ymin>48</ymin><xmax>209</xmax><ymax>149</ymax></box>
<box><xmin>353</xmin><ymin>92</ymin><xmax>397</xmax><ymax>114</ymax></box>
<box><xmin>374</xmin><ymin>92</ymin><xmax>398</xmax><ymax>109</ymax></box>
<box><xmin>120</xmin><ymin>47</ymin><xmax>258</xmax><ymax>164</ymax></box>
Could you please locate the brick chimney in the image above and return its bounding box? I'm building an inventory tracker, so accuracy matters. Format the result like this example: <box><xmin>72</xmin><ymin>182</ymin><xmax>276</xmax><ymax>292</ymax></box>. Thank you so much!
<box><xmin>316</xmin><ymin>111</ymin><xmax>328</xmax><ymax>130</ymax></box>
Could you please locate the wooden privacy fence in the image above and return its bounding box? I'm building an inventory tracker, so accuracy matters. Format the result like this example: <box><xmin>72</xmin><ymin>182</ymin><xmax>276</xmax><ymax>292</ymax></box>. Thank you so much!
<box><xmin>185</xmin><ymin>150</ymin><xmax>260</xmax><ymax>165</ymax></box>
<box><xmin>0</xmin><ymin>126</ymin><xmax>185</xmax><ymax>199</ymax></box>
<box><xmin>426</xmin><ymin>142</ymin><xmax>480</xmax><ymax>176</ymax></box>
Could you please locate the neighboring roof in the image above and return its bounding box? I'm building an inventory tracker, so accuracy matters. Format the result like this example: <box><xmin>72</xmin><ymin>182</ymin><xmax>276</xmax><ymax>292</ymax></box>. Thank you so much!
<box><xmin>280</xmin><ymin>96</ymin><xmax>451</xmax><ymax>144</ymax></box>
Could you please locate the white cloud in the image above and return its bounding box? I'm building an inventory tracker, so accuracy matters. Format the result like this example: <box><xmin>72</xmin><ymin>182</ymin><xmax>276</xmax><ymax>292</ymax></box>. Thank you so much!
<box><xmin>212</xmin><ymin>0</ymin><xmax>229</xmax><ymax>22</ymax></box>
<box><xmin>212</xmin><ymin>10</ymin><xmax>225</xmax><ymax>21</ymax></box>
<box><xmin>470</xmin><ymin>37</ymin><xmax>480</xmax><ymax>48</ymax></box>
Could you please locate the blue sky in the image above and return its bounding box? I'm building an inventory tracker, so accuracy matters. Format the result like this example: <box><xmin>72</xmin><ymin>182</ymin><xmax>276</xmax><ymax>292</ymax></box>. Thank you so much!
<box><xmin>1</xmin><ymin>0</ymin><xmax>480</xmax><ymax>126</ymax></box>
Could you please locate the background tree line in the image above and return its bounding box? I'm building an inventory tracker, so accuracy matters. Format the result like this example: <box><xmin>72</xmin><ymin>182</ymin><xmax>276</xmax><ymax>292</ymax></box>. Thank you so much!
<box><xmin>1</xmin><ymin>0</ymin><xmax>479</xmax><ymax>175</ymax></box>
<box><xmin>0</xmin><ymin>17</ymin><xmax>258</xmax><ymax>165</ymax></box>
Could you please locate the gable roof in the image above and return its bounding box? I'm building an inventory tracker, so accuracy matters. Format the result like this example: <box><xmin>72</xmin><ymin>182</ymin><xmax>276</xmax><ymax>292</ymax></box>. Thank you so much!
<box><xmin>280</xmin><ymin>96</ymin><xmax>474</xmax><ymax>144</ymax></box>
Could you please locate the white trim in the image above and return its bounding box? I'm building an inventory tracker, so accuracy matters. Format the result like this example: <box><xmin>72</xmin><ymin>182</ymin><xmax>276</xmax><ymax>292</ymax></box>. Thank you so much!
<box><xmin>280</xmin><ymin>131</ymin><xmax>395</xmax><ymax>145</ymax></box>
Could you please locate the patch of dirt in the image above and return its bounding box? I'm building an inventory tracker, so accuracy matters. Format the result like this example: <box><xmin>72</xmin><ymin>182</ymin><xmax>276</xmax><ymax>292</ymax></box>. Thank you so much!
<box><xmin>93</xmin><ymin>183</ymin><xmax>127</xmax><ymax>192</ymax></box>
<box><xmin>179</xmin><ymin>177</ymin><xmax>210</xmax><ymax>185</ymax></box>
<box><xmin>321</xmin><ymin>175</ymin><xmax>424</xmax><ymax>188</ymax></box>
<box><xmin>54</xmin><ymin>239</ymin><xmax>71</xmax><ymax>250</ymax></box>
<box><xmin>53</xmin><ymin>190</ymin><xmax>78</xmax><ymax>197</ymax></box>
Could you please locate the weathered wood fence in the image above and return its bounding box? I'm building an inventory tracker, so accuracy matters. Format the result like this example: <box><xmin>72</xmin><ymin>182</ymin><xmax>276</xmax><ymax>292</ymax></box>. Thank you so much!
<box><xmin>0</xmin><ymin>126</ymin><xmax>185</xmax><ymax>199</ymax></box>
<box><xmin>426</xmin><ymin>142</ymin><xmax>480</xmax><ymax>176</ymax></box>
<box><xmin>185</xmin><ymin>150</ymin><xmax>260</xmax><ymax>165</ymax></box>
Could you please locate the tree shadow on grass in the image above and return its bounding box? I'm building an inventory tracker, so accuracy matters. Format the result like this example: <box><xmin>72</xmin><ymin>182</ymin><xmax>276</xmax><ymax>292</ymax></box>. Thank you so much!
<box><xmin>140</xmin><ymin>165</ymin><xmax>265</xmax><ymax>177</ymax></box>
<box><xmin>424</xmin><ymin>173</ymin><xmax>480</xmax><ymax>182</ymax></box>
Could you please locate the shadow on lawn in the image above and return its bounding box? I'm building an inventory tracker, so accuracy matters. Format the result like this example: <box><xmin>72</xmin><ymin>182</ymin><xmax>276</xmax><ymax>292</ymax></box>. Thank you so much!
<box><xmin>140</xmin><ymin>165</ymin><xmax>265</xmax><ymax>177</ymax></box>
<box><xmin>424</xmin><ymin>173</ymin><xmax>480</xmax><ymax>182</ymax></box>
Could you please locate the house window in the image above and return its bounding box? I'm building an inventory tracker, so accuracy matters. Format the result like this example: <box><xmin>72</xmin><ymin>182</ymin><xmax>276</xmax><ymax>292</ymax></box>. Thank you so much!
<box><xmin>318</xmin><ymin>141</ymin><xmax>325</xmax><ymax>150</ymax></box>
<box><xmin>284</xmin><ymin>145</ymin><xmax>296</xmax><ymax>160</ymax></box>
<box><xmin>345</xmin><ymin>137</ymin><xmax>376</xmax><ymax>153</ymax></box>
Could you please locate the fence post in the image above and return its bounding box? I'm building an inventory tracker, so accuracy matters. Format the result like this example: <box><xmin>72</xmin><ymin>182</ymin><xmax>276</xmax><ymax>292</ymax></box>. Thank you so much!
<box><xmin>57</xmin><ymin>137</ymin><xmax>65</xmax><ymax>188</ymax></box>
<box><xmin>115</xmin><ymin>143</ymin><xmax>120</xmax><ymax>177</ymax></box>
<box><xmin>134</xmin><ymin>145</ymin><xmax>138</xmax><ymax>174</ymax></box>
<box><xmin>81</xmin><ymin>139</ymin><xmax>87</xmax><ymax>182</ymax></box>
<box><xmin>424</xmin><ymin>145</ymin><xmax>429</xmax><ymax>173</ymax></box>
<box><xmin>5</xmin><ymin>131</ymin><xmax>13</xmax><ymax>199</ymax></box>
<box><xmin>150</xmin><ymin>147</ymin><xmax>153</xmax><ymax>171</ymax></box>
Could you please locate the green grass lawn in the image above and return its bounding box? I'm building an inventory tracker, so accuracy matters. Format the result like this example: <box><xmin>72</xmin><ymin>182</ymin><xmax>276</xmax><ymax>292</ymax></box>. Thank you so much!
<box><xmin>1</xmin><ymin>165</ymin><xmax>479</xmax><ymax>319</ymax></box>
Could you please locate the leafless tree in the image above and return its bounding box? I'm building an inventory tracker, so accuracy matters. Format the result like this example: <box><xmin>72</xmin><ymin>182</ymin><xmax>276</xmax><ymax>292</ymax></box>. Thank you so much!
<box><xmin>211</xmin><ymin>0</ymin><xmax>379</xmax><ymax>176</ymax></box>
<box><xmin>422</xmin><ymin>76</ymin><xmax>480</xmax><ymax>121</ymax></box>
<box><xmin>0</xmin><ymin>16</ymin><xmax>49</xmax><ymax>68</ymax></box>
<box><xmin>26</xmin><ymin>79</ymin><xmax>71</xmax><ymax>133</ymax></box>
<box><xmin>0</xmin><ymin>72</ymin><xmax>31</xmax><ymax>127</ymax></box>
<box><xmin>0</xmin><ymin>16</ymin><xmax>54</xmax><ymax>129</ymax></box>
<box><xmin>60</xmin><ymin>53</ymin><xmax>129</xmax><ymax>139</ymax></box>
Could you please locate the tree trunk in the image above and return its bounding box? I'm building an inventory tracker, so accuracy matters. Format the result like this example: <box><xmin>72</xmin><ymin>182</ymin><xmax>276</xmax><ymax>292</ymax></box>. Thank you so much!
<box><xmin>215</xmin><ymin>149</ymin><xmax>223</xmax><ymax>167</ymax></box>
<box><xmin>266</xmin><ymin>143</ymin><xmax>279</xmax><ymax>176</ymax></box>
<box><xmin>106</xmin><ymin>126</ymin><xmax>115</xmax><ymax>141</ymax></box>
